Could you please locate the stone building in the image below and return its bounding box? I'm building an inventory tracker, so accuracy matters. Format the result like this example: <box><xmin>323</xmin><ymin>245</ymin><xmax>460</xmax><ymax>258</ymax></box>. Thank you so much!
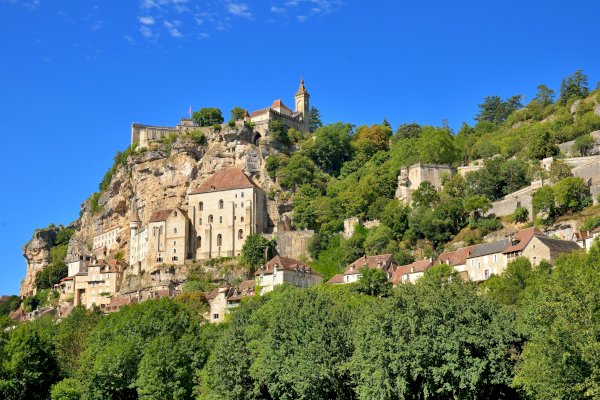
<box><xmin>188</xmin><ymin>168</ymin><xmax>267</xmax><ymax>260</ymax></box>
<box><xmin>73</xmin><ymin>259</ymin><xmax>124</xmax><ymax>309</ymax></box>
<box><xmin>466</xmin><ymin>240</ymin><xmax>510</xmax><ymax>282</ymax></box>
<box><xmin>92</xmin><ymin>227</ymin><xmax>121</xmax><ymax>253</ymax></box>
<box><xmin>503</xmin><ymin>227</ymin><xmax>581</xmax><ymax>266</ymax></box>
<box><xmin>395</xmin><ymin>163</ymin><xmax>455</xmax><ymax>204</ymax></box>
<box><xmin>255</xmin><ymin>255</ymin><xmax>322</xmax><ymax>295</ymax></box>
<box><xmin>390</xmin><ymin>259</ymin><xmax>433</xmax><ymax>285</ymax></box>
<box><xmin>248</xmin><ymin>79</ymin><xmax>310</xmax><ymax>138</ymax></box>
<box><xmin>338</xmin><ymin>254</ymin><xmax>398</xmax><ymax>284</ymax></box>
<box><xmin>131</xmin><ymin>117</ymin><xmax>198</xmax><ymax>148</ymax></box>
<box><xmin>205</xmin><ymin>279</ymin><xmax>256</xmax><ymax>323</ymax></box>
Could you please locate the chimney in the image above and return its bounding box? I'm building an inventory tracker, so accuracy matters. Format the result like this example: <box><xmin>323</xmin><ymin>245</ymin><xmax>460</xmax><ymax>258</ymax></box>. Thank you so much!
<box><xmin>410</xmin><ymin>266</ymin><xmax>414</xmax><ymax>273</ymax></box>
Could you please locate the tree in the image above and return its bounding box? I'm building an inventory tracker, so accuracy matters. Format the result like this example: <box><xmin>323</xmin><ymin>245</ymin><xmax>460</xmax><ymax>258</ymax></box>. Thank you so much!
<box><xmin>553</xmin><ymin>176</ymin><xmax>591</xmax><ymax>214</ymax></box>
<box><xmin>525</xmin><ymin>127</ymin><xmax>559</xmax><ymax>160</ymax></box>
<box><xmin>276</xmin><ymin>153</ymin><xmax>318</xmax><ymax>190</ymax></box>
<box><xmin>291</xmin><ymin>185</ymin><xmax>322</xmax><ymax>229</ymax></box>
<box><xmin>417</xmin><ymin>126</ymin><xmax>458</xmax><ymax>165</ymax></box>
<box><xmin>394</xmin><ymin>122</ymin><xmax>422</xmax><ymax>140</ymax></box>
<box><xmin>352</xmin><ymin>124</ymin><xmax>392</xmax><ymax>157</ymax></box>
<box><xmin>268</xmin><ymin>119</ymin><xmax>291</xmax><ymax>146</ymax></box>
<box><xmin>302</xmin><ymin>122</ymin><xmax>353</xmax><ymax>176</ymax></box>
<box><xmin>240</xmin><ymin>234</ymin><xmax>273</xmax><ymax>269</ymax></box>
<box><xmin>411</xmin><ymin>181</ymin><xmax>439</xmax><ymax>208</ymax></box>
<box><xmin>464</xmin><ymin>194</ymin><xmax>492</xmax><ymax>219</ymax></box>
<box><xmin>229</xmin><ymin>106</ymin><xmax>246</xmax><ymax>121</ymax></box>
<box><xmin>485</xmin><ymin>257</ymin><xmax>534</xmax><ymax>306</ymax></box>
<box><xmin>192</xmin><ymin>108</ymin><xmax>224</xmax><ymax>127</ymax></box>
<box><xmin>363</xmin><ymin>225</ymin><xmax>393</xmax><ymax>255</ymax></box>
<box><xmin>532</xmin><ymin>185</ymin><xmax>555</xmax><ymax>220</ymax></box>
<box><xmin>548</xmin><ymin>159</ymin><xmax>572</xmax><ymax>182</ymax></box>
<box><xmin>355</xmin><ymin>267</ymin><xmax>391</xmax><ymax>297</ymax></box>
<box><xmin>475</xmin><ymin>95</ymin><xmax>523</xmax><ymax>124</ymax></box>
<box><xmin>573</xmin><ymin>134</ymin><xmax>595</xmax><ymax>156</ymax></box>
<box><xmin>380</xmin><ymin>199</ymin><xmax>410</xmax><ymax>240</ymax></box>
<box><xmin>533</xmin><ymin>84</ymin><xmax>555</xmax><ymax>106</ymax></box>
<box><xmin>558</xmin><ymin>70</ymin><xmax>589</xmax><ymax>104</ymax></box>
<box><xmin>55</xmin><ymin>306</ymin><xmax>101</xmax><ymax>377</ymax></box>
<box><xmin>308</xmin><ymin>106</ymin><xmax>323</xmax><ymax>133</ymax></box>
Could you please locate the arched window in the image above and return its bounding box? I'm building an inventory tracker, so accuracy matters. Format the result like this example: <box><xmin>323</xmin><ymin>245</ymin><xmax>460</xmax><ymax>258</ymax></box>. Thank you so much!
<box><xmin>218</xmin><ymin>200</ymin><xmax>224</xmax><ymax>209</ymax></box>
<box><xmin>238</xmin><ymin>229</ymin><xmax>243</xmax><ymax>239</ymax></box>
<box><xmin>208</xmin><ymin>215</ymin><xmax>213</xmax><ymax>223</ymax></box>
<box><xmin>217</xmin><ymin>234</ymin><xmax>222</xmax><ymax>246</ymax></box>
<box><xmin>199</xmin><ymin>202</ymin><xmax>203</xmax><ymax>211</ymax></box>
<box><xmin>197</xmin><ymin>236</ymin><xmax>202</xmax><ymax>248</ymax></box>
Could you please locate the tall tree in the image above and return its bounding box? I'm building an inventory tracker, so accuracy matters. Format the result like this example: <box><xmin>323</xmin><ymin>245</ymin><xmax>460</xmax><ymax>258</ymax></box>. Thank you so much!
<box><xmin>192</xmin><ymin>108</ymin><xmax>224</xmax><ymax>127</ymax></box>
<box><xmin>308</xmin><ymin>106</ymin><xmax>323</xmax><ymax>133</ymax></box>
<box><xmin>558</xmin><ymin>70</ymin><xmax>589</xmax><ymax>104</ymax></box>
<box><xmin>533</xmin><ymin>84</ymin><xmax>555</xmax><ymax>106</ymax></box>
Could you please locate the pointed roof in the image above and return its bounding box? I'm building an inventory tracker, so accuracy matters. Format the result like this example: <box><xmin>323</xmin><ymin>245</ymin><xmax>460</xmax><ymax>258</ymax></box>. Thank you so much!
<box><xmin>255</xmin><ymin>255</ymin><xmax>322</xmax><ymax>277</ymax></box>
<box><xmin>343</xmin><ymin>254</ymin><xmax>396</xmax><ymax>275</ymax></box>
<box><xmin>437</xmin><ymin>245</ymin><xmax>476</xmax><ymax>267</ymax></box>
<box><xmin>191</xmin><ymin>168</ymin><xmax>262</xmax><ymax>194</ymax></box>
<box><xmin>503</xmin><ymin>227</ymin><xmax>545</xmax><ymax>254</ymax></box>
<box><xmin>390</xmin><ymin>259</ymin><xmax>433</xmax><ymax>284</ymax></box>
<box><xmin>295</xmin><ymin>78</ymin><xmax>309</xmax><ymax>96</ymax></box>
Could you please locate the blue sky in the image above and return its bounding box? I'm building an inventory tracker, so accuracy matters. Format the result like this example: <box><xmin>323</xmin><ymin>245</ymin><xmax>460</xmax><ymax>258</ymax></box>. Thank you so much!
<box><xmin>1</xmin><ymin>0</ymin><xmax>599</xmax><ymax>295</ymax></box>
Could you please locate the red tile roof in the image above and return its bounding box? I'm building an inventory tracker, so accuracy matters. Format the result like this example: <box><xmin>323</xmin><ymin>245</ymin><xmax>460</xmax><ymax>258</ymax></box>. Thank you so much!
<box><xmin>437</xmin><ymin>245</ymin><xmax>475</xmax><ymax>267</ymax></box>
<box><xmin>390</xmin><ymin>259</ymin><xmax>433</xmax><ymax>284</ymax></box>
<box><xmin>250</xmin><ymin>107</ymin><xmax>269</xmax><ymax>117</ymax></box>
<box><xmin>149</xmin><ymin>209</ymin><xmax>174</xmax><ymax>222</ymax></box>
<box><xmin>343</xmin><ymin>254</ymin><xmax>396</xmax><ymax>276</ymax></box>
<box><xmin>503</xmin><ymin>227</ymin><xmax>544</xmax><ymax>254</ymax></box>
<box><xmin>271</xmin><ymin>99</ymin><xmax>292</xmax><ymax>112</ymax></box>
<box><xmin>255</xmin><ymin>255</ymin><xmax>323</xmax><ymax>277</ymax></box>
<box><xmin>327</xmin><ymin>274</ymin><xmax>344</xmax><ymax>284</ymax></box>
<box><xmin>191</xmin><ymin>168</ymin><xmax>262</xmax><ymax>194</ymax></box>
<box><xmin>296</xmin><ymin>78</ymin><xmax>309</xmax><ymax>96</ymax></box>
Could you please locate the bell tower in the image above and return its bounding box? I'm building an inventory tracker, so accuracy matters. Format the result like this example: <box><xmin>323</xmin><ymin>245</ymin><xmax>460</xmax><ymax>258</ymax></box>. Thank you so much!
<box><xmin>294</xmin><ymin>77</ymin><xmax>310</xmax><ymax>132</ymax></box>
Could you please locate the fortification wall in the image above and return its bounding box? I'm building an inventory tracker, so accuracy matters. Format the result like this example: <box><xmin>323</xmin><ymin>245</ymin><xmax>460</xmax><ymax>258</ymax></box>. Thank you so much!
<box><xmin>266</xmin><ymin>230</ymin><xmax>314</xmax><ymax>261</ymax></box>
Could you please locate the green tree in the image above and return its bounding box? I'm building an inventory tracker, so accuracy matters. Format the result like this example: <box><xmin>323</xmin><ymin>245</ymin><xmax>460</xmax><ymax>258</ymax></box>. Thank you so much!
<box><xmin>411</xmin><ymin>181</ymin><xmax>439</xmax><ymax>208</ymax></box>
<box><xmin>291</xmin><ymin>184</ymin><xmax>322</xmax><ymax>229</ymax></box>
<box><xmin>558</xmin><ymin>69</ymin><xmax>589</xmax><ymax>104</ymax></box>
<box><xmin>240</xmin><ymin>234</ymin><xmax>273</xmax><ymax>269</ymax></box>
<box><xmin>417</xmin><ymin>126</ymin><xmax>458</xmax><ymax>165</ymax></box>
<box><xmin>192</xmin><ymin>108</ymin><xmax>224</xmax><ymax>127</ymax></box>
<box><xmin>308</xmin><ymin>106</ymin><xmax>323</xmax><ymax>133</ymax></box>
<box><xmin>268</xmin><ymin>119</ymin><xmax>291</xmax><ymax>146</ymax></box>
<box><xmin>394</xmin><ymin>122</ymin><xmax>422</xmax><ymax>140</ymax></box>
<box><xmin>573</xmin><ymin>134</ymin><xmax>595</xmax><ymax>156</ymax></box>
<box><xmin>302</xmin><ymin>122</ymin><xmax>353</xmax><ymax>175</ymax></box>
<box><xmin>533</xmin><ymin>84</ymin><xmax>555</xmax><ymax>106</ymax></box>
<box><xmin>525</xmin><ymin>127</ymin><xmax>559</xmax><ymax>160</ymax></box>
<box><xmin>485</xmin><ymin>257</ymin><xmax>534</xmax><ymax>306</ymax></box>
<box><xmin>548</xmin><ymin>159</ymin><xmax>572</xmax><ymax>182</ymax></box>
<box><xmin>553</xmin><ymin>176</ymin><xmax>591</xmax><ymax>214</ymax></box>
<box><xmin>363</xmin><ymin>225</ymin><xmax>393</xmax><ymax>255</ymax></box>
<box><xmin>229</xmin><ymin>106</ymin><xmax>246</xmax><ymax>121</ymax></box>
<box><xmin>352</xmin><ymin>124</ymin><xmax>392</xmax><ymax>157</ymax></box>
<box><xmin>380</xmin><ymin>199</ymin><xmax>410</xmax><ymax>240</ymax></box>
<box><xmin>532</xmin><ymin>185</ymin><xmax>556</xmax><ymax>220</ymax></box>
<box><xmin>355</xmin><ymin>267</ymin><xmax>391</xmax><ymax>297</ymax></box>
<box><xmin>276</xmin><ymin>153</ymin><xmax>318</xmax><ymax>190</ymax></box>
<box><xmin>464</xmin><ymin>194</ymin><xmax>492</xmax><ymax>219</ymax></box>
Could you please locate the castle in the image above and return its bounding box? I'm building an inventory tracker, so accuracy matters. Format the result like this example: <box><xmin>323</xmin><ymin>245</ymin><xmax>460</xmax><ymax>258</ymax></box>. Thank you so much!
<box><xmin>130</xmin><ymin>79</ymin><xmax>310</xmax><ymax>148</ymax></box>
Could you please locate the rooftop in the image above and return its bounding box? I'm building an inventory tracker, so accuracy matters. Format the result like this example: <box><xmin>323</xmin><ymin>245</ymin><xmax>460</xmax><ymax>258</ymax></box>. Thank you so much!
<box><xmin>191</xmin><ymin>168</ymin><xmax>262</xmax><ymax>194</ymax></box>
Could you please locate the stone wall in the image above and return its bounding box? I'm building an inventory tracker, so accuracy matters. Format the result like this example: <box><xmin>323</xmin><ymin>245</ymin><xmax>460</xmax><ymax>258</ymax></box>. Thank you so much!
<box><xmin>267</xmin><ymin>230</ymin><xmax>314</xmax><ymax>261</ymax></box>
<box><xmin>396</xmin><ymin>163</ymin><xmax>455</xmax><ymax>203</ymax></box>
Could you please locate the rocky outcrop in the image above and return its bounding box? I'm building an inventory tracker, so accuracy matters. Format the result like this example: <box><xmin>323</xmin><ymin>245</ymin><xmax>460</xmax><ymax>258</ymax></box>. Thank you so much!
<box><xmin>20</xmin><ymin>227</ymin><xmax>59</xmax><ymax>297</ymax></box>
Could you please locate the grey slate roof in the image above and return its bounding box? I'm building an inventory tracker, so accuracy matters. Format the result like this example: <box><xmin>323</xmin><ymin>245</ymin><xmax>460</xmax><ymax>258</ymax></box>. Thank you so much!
<box><xmin>468</xmin><ymin>239</ymin><xmax>510</xmax><ymax>258</ymax></box>
<box><xmin>536</xmin><ymin>236</ymin><xmax>581</xmax><ymax>253</ymax></box>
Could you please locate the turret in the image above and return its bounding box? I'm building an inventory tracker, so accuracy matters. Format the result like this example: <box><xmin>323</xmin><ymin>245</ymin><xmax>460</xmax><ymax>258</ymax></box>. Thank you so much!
<box><xmin>294</xmin><ymin>77</ymin><xmax>310</xmax><ymax>131</ymax></box>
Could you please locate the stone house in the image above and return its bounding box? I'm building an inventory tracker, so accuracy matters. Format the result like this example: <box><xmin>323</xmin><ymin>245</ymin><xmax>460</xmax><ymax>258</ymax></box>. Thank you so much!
<box><xmin>436</xmin><ymin>245</ymin><xmax>476</xmax><ymax>280</ymax></box>
<box><xmin>73</xmin><ymin>260</ymin><xmax>124</xmax><ymax>309</ymax></box>
<box><xmin>92</xmin><ymin>227</ymin><xmax>121</xmax><ymax>253</ymax></box>
<box><xmin>395</xmin><ymin>163</ymin><xmax>455</xmax><ymax>204</ymax></box>
<box><xmin>188</xmin><ymin>168</ymin><xmax>267</xmax><ymax>260</ymax></box>
<box><xmin>255</xmin><ymin>255</ymin><xmax>322</xmax><ymax>295</ymax></box>
<box><xmin>147</xmin><ymin>208</ymin><xmax>190</xmax><ymax>265</ymax></box>
<box><xmin>390</xmin><ymin>259</ymin><xmax>433</xmax><ymax>285</ymax></box>
<box><xmin>340</xmin><ymin>254</ymin><xmax>398</xmax><ymax>284</ymax></box>
<box><xmin>504</xmin><ymin>227</ymin><xmax>581</xmax><ymax>266</ymax></box>
<box><xmin>205</xmin><ymin>279</ymin><xmax>256</xmax><ymax>324</ymax></box>
<box><xmin>466</xmin><ymin>240</ymin><xmax>510</xmax><ymax>282</ymax></box>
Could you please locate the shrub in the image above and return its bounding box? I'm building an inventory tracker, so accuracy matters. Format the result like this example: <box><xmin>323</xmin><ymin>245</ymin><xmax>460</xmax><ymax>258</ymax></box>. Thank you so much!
<box><xmin>510</xmin><ymin>206</ymin><xmax>529</xmax><ymax>223</ymax></box>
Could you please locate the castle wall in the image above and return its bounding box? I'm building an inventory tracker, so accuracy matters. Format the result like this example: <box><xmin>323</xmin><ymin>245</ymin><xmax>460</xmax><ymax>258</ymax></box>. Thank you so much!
<box><xmin>269</xmin><ymin>230</ymin><xmax>314</xmax><ymax>260</ymax></box>
<box><xmin>396</xmin><ymin>163</ymin><xmax>455</xmax><ymax>203</ymax></box>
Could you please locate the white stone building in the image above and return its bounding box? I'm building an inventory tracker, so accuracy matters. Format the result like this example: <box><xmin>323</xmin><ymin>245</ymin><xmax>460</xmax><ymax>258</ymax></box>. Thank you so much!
<box><xmin>255</xmin><ymin>255</ymin><xmax>322</xmax><ymax>295</ymax></box>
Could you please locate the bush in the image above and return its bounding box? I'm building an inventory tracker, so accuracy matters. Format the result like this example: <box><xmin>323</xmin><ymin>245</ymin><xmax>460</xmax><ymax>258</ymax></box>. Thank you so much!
<box><xmin>192</xmin><ymin>107</ymin><xmax>224</xmax><ymax>127</ymax></box>
<box><xmin>510</xmin><ymin>206</ymin><xmax>529</xmax><ymax>223</ymax></box>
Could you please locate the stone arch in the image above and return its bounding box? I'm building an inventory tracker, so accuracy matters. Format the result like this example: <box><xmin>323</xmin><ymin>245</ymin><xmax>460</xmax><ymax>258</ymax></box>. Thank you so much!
<box><xmin>252</xmin><ymin>132</ymin><xmax>262</xmax><ymax>145</ymax></box>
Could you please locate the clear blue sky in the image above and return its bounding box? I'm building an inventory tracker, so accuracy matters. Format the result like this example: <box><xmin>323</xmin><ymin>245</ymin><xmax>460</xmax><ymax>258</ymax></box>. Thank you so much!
<box><xmin>1</xmin><ymin>0</ymin><xmax>599</xmax><ymax>295</ymax></box>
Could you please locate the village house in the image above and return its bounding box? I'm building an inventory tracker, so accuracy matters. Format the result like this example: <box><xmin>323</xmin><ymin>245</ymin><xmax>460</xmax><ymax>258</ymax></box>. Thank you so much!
<box><xmin>92</xmin><ymin>227</ymin><xmax>121</xmax><ymax>254</ymax></box>
<box><xmin>188</xmin><ymin>168</ymin><xmax>267</xmax><ymax>260</ymax></box>
<box><xmin>255</xmin><ymin>255</ymin><xmax>323</xmax><ymax>295</ymax></box>
<box><xmin>205</xmin><ymin>279</ymin><xmax>256</xmax><ymax>323</ymax></box>
<box><xmin>390</xmin><ymin>259</ymin><xmax>433</xmax><ymax>285</ymax></box>
<box><xmin>436</xmin><ymin>245</ymin><xmax>476</xmax><ymax>280</ymax></box>
<box><xmin>73</xmin><ymin>259</ymin><xmax>125</xmax><ymax>309</ymax></box>
<box><xmin>466</xmin><ymin>239</ymin><xmax>510</xmax><ymax>282</ymax></box>
<box><xmin>504</xmin><ymin>227</ymin><xmax>581</xmax><ymax>266</ymax></box>
<box><xmin>337</xmin><ymin>254</ymin><xmax>398</xmax><ymax>284</ymax></box>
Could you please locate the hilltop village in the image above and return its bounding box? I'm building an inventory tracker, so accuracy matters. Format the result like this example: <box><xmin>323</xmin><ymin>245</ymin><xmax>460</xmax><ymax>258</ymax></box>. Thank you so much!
<box><xmin>12</xmin><ymin>76</ymin><xmax>600</xmax><ymax>324</ymax></box>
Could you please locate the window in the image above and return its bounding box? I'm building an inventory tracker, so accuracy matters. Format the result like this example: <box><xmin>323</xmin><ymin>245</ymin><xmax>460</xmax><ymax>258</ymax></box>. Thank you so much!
<box><xmin>174</xmin><ymin>228</ymin><xmax>177</xmax><ymax>234</ymax></box>
<box><xmin>174</xmin><ymin>241</ymin><xmax>176</xmax><ymax>245</ymax></box>
<box><xmin>238</xmin><ymin>229</ymin><xmax>243</xmax><ymax>239</ymax></box>
<box><xmin>199</xmin><ymin>202</ymin><xmax>204</xmax><ymax>211</ymax></box>
<box><xmin>241</xmin><ymin>192</ymin><xmax>244</xmax><ymax>198</ymax></box>
<box><xmin>197</xmin><ymin>236</ymin><xmax>201</xmax><ymax>248</ymax></box>
<box><xmin>199</xmin><ymin>218</ymin><xmax>202</xmax><ymax>225</ymax></box>
<box><xmin>174</xmin><ymin>211</ymin><xmax>177</xmax><ymax>216</ymax></box>
<box><xmin>219</xmin><ymin>216</ymin><xmax>223</xmax><ymax>223</ymax></box>
<box><xmin>173</xmin><ymin>249</ymin><xmax>176</xmax><ymax>253</ymax></box>
<box><xmin>218</xmin><ymin>200</ymin><xmax>224</xmax><ymax>209</ymax></box>
<box><xmin>241</xmin><ymin>216</ymin><xmax>244</xmax><ymax>222</ymax></box>
<box><xmin>213</xmin><ymin>314</ymin><xmax>219</xmax><ymax>320</ymax></box>
<box><xmin>217</xmin><ymin>234</ymin><xmax>222</xmax><ymax>246</ymax></box>
<box><xmin>208</xmin><ymin>215</ymin><xmax>213</xmax><ymax>223</ymax></box>
<box><xmin>484</xmin><ymin>269</ymin><xmax>490</xmax><ymax>279</ymax></box>
<box><xmin>493</xmin><ymin>254</ymin><xmax>497</xmax><ymax>262</ymax></box>
<box><xmin>241</xmin><ymin>201</ymin><xmax>244</xmax><ymax>207</ymax></box>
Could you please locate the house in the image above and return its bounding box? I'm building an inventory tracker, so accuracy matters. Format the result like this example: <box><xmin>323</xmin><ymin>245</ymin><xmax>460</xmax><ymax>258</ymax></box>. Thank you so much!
<box><xmin>341</xmin><ymin>254</ymin><xmax>398</xmax><ymax>284</ymax></box>
<box><xmin>255</xmin><ymin>255</ymin><xmax>323</xmax><ymax>295</ymax></box>
<box><xmin>73</xmin><ymin>259</ymin><xmax>125</xmax><ymax>309</ymax></box>
<box><xmin>390</xmin><ymin>259</ymin><xmax>433</xmax><ymax>285</ymax></box>
<box><xmin>466</xmin><ymin>240</ymin><xmax>510</xmax><ymax>281</ymax></box>
<box><xmin>504</xmin><ymin>227</ymin><xmax>581</xmax><ymax>266</ymax></box>
<box><xmin>584</xmin><ymin>227</ymin><xmax>600</xmax><ymax>250</ymax></box>
<box><xmin>205</xmin><ymin>280</ymin><xmax>256</xmax><ymax>323</ymax></box>
<box><xmin>188</xmin><ymin>168</ymin><xmax>268</xmax><ymax>260</ymax></box>
<box><xmin>327</xmin><ymin>274</ymin><xmax>345</xmax><ymax>284</ymax></box>
<box><xmin>436</xmin><ymin>245</ymin><xmax>475</xmax><ymax>279</ymax></box>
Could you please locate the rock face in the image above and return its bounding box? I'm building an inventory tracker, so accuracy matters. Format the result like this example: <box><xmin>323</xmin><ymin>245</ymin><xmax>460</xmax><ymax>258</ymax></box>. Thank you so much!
<box><xmin>21</xmin><ymin>227</ymin><xmax>58</xmax><ymax>297</ymax></box>
<box><xmin>20</xmin><ymin>125</ymin><xmax>286</xmax><ymax>298</ymax></box>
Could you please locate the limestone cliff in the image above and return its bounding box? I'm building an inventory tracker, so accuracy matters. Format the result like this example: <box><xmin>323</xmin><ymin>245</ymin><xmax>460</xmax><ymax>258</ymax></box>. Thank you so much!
<box><xmin>21</xmin><ymin>227</ymin><xmax>59</xmax><ymax>297</ymax></box>
<box><xmin>21</xmin><ymin>125</ymin><xmax>284</xmax><ymax>298</ymax></box>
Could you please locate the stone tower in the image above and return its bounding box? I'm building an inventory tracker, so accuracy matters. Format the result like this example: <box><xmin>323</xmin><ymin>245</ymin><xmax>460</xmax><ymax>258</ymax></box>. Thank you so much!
<box><xmin>294</xmin><ymin>78</ymin><xmax>310</xmax><ymax>131</ymax></box>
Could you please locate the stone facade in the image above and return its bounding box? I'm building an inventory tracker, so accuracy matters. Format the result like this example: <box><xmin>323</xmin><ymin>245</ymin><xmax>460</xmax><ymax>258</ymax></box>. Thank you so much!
<box><xmin>131</xmin><ymin>117</ymin><xmax>200</xmax><ymax>148</ymax></box>
<box><xmin>255</xmin><ymin>255</ymin><xmax>322</xmax><ymax>295</ymax></box>
<box><xmin>395</xmin><ymin>163</ymin><xmax>455</xmax><ymax>204</ymax></box>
